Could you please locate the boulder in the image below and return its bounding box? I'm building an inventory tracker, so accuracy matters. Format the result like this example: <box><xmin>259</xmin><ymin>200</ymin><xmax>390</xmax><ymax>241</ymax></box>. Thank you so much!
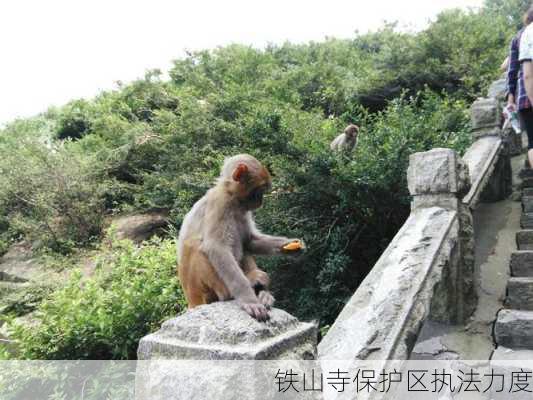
<box><xmin>110</xmin><ymin>210</ymin><xmax>169</xmax><ymax>243</ymax></box>
<box><xmin>138</xmin><ymin>301</ymin><xmax>317</xmax><ymax>360</ymax></box>
<box><xmin>136</xmin><ymin>301</ymin><xmax>318</xmax><ymax>400</ymax></box>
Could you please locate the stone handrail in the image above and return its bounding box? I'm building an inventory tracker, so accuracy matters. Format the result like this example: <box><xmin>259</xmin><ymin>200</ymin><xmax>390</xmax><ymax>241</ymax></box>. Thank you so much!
<box><xmin>136</xmin><ymin>77</ymin><xmax>516</xmax><ymax>399</ymax></box>
<box><xmin>318</xmin><ymin>79</ymin><xmax>514</xmax><ymax>366</ymax></box>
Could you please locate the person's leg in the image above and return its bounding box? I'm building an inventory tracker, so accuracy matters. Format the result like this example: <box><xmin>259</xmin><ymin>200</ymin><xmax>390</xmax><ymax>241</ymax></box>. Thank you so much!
<box><xmin>519</xmin><ymin>108</ymin><xmax>533</xmax><ymax>167</ymax></box>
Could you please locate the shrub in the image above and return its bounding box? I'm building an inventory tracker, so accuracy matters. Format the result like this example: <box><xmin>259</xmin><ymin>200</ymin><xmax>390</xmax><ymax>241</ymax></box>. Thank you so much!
<box><xmin>7</xmin><ymin>237</ymin><xmax>185</xmax><ymax>359</ymax></box>
<box><xmin>0</xmin><ymin>138</ymin><xmax>107</xmax><ymax>253</ymax></box>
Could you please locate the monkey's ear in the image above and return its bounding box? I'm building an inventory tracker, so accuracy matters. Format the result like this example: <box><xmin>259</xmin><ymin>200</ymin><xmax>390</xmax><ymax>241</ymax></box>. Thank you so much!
<box><xmin>232</xmin><ymin>163</ymin><xmax>249</xmax><ymax>183</ymax></box>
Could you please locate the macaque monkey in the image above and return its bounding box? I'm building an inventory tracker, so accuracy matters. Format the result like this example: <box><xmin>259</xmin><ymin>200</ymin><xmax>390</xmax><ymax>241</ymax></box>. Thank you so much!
<box><xmin>177</xmin><ymin>154</ymin><xmax>304</xmax><ymax>321</ymax></box>
<box><xmin>330</xmin><ymin>124</ymin><xmax>359</xmax><ymax>152</ymax></box>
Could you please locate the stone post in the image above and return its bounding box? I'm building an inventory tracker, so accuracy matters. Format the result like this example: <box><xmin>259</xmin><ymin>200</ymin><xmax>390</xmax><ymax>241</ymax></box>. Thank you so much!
<box><xmin>135</xmin><ymin>301</ymin><xmax>318</xmax><ymax>400</ymax></box>
<box><xmin>407</xmin><ymin>148</ymin><xmax>475</xmax><ymax>324</ymax></box>
<box><xmin>471</xmin><ymin>97</ymin><xmax>501</xmax><ymax>140</ymax></box>
<box><xmin>407</xmin><ymin>148</ymin><xmax>470</xmax><ymax>212</ymax></box>
<box><xmin>471</xmin><ymin>97</ymin><xmax>513</xmax><ymax>201</ymax></box>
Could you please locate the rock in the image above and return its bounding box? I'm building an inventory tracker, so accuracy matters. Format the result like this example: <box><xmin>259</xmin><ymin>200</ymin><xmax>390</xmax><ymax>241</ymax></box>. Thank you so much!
<box><xmin>109</xmin><ymin>211</ymin><xmax>169</xmax><ymax>243</ymax></box>
<box><xmin>508</xmin><ymin>131</ymin><xmax>524</xmax><ymax>156</ymax></box>
<box><xmin>524</xmin><ymin>188</ymin><xmax>533</xmax><ymax>197</ymax></box>
<box><xmin>511</xmin><ymin>251</ymin><xmax>533</xmax><ymax>277</ymax></box>
<box><xmin>494</xmin><ymin>309</ymin><xmax>533</xmax><ymax>349</ymax></box>
<box><xmin>138</xmin><ymin>301</ymin><xmax>317</xmax><ymax>360</ymax></box>
<box><xmin>470</xmin><ymin>97</ymin><xmax>501</xmax><ymax>139</ymax></box>
<box><xmin>522</xmin><ymin>213</ymin><xmax>533</xmax><ymax>229</ymax></box>
<box><xmin>517</xmin><ymin>230</ymin><xmax>533</xmax><ymax>250</ymax></box>
<box><xmin>491</xmin><ymin>347</ymin><xmax>533</xmax><ymax>400</ymax></box>
<box><xmin>487</xmin><ymin>78</ymin><xmax>507</xmax><ymax>100</ymax></box>
<box><xmin>522</xmin><ymin>177</ymin><xmax>533</xmax><ymax>189</ymax></box>
<box><xmin>407</xmin><ymin>148</ymin><xmax>470</xmax><ymax>210</ymax></box>
<box><xmin>0</xmin><ymin>242</ymin><xmax>47</xmax><ymax>283</ymax></box>
<box><xmin>506</xmin><ymin>278</ymin><xmax>533</xmax><ymax>310</ymax></box>
<box><xmin>523</xmin><ymin>196</ymin><xmax>533</xmax><ymax>213</ymax></box>
<box><xmin>136</xmin><ymin>301</ymin><xmax>318</xmax><ymax>400</ymax></box>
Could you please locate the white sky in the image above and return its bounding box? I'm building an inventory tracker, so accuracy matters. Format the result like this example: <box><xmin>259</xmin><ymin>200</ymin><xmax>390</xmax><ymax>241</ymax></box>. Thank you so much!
<box><xmin>0</xmin><ymin>0</ymin><xmax>484</xmax><ymax>126</ymax></box>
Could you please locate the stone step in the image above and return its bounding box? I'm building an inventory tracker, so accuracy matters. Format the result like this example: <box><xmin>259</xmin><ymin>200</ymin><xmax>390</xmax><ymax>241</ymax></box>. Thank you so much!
<box><xmin>511</xmin><ymin>251</ymin><xmax>533</xmax><ymax>276</ymax></box>
<box><xmin>517</xmin><ymin>230</ymin><xmax>533</xmax><ymax>250</ymax></box>
<box><xmin>492</xmin><ymin>346</ymin><xmax>533</xmax><ymax>365</ymax></box>
<box><xmin>519</xmin><ymin>168</ymin><xmax>533</xmax><ymax>179</ymax></box>
<box><xmin>494</xmin><ymin>309</ymin><xmax>533</xmax><ymax>349</ymax></box>
<box><xmin>522</xmin><ymin>213</ymin><xmax>533</xmax><ymax>229</ymax></box>
<box><xmin>524</xmin><ymin>188</ymin><xmax>533</xmax><ymax>197</ymax></box>
<box><xmin>507</xmin><ymin>278</ymin><xmax>533</xmax><ymax>310</ymax></box>
<box><xmin>523</xmin><ymin>177</ymin><xmax>533</xmax><ymax>189</ymax></box>
<box><xmin>524</xmin><ymin>196</ymin><xmax>533</xmax><ymax>213</ymax></box>
<box><xmin>521</xmin><ymin>168</ymin><xmax>533</xmax><ymax>188</ymax></box>
<box><xmin>491</xmin><ymin>347</ymin><xmax>533</xmax><ymax>400</ymax></box>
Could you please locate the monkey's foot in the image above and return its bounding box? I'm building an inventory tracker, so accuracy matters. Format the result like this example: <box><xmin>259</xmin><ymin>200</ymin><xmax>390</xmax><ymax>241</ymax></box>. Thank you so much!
<box><xmin>240</xmin><ymin>302</ymin><xmax>269</xmax><ymax>321</ymax></box>
<box><xmin>258</xmin><ymin>290</ymin><xmax>275</xmax><ymax>309</ymax></box>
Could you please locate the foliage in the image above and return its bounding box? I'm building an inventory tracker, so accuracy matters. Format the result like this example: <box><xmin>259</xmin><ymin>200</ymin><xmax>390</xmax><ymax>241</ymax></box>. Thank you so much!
<box><xmin>6</xmin><ymin>238</ymin><xmax>185</xmax><ymax>359</ymax></box>
<box><xmin>0</xmin><ymin>137</ymin><xmax>107</xmax><ymax>253</ymax></box>
<box><xmin>484</xmin><ymin>0</ymin><xmax>531</xmax><ymax>29</ymax></box>
<box><xmin>0</xmin><ymin>0</ymin><xmax>522</xmax><ymax>358</ymax></box>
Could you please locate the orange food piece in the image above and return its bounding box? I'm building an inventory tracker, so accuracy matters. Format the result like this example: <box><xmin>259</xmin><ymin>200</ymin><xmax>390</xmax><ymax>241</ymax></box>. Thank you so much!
<box><xmin>283</xmin><ymin>241</ymin><xmax>302</xmax><ymax>251</ymax></box>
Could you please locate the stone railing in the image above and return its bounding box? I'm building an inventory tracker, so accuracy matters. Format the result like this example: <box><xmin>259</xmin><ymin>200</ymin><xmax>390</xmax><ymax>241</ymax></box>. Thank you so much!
<box><xmin>318</xmin><ymin>80</ymin><xmax>514</xmax><ymax>367</ymax></box>
<box><xmin>136</xmin><ymin>77</ymin><xmax>517</xmax><ymax>399</ymax></box>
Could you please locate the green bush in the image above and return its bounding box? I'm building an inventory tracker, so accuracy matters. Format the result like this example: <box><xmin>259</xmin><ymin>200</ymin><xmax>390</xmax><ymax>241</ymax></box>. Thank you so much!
<box><xmin>0</xmin><ymin>137</ymin><xmax>107</xmax><ymax>253</ymax></box>
<box><xmin>0</xmin><ymin>0</ymin><xmax>520</xmax><ymax>352</ymax></box>
<box><xmin>6</xmin><ymin>238</ymin><xmax>185</xmax><ymax>359</ymax></box>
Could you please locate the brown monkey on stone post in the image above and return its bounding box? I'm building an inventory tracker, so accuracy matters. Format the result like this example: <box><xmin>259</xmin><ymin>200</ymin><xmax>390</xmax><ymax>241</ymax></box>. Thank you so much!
<box><xmin>177</xmin><ymin>154</ymin><xmax>304</xmax><ymax>321</ymax></box>
<box><xmin>330</xmin><ymin>124</ymin><xmax>359</xmax><ymax>152</ymax></box>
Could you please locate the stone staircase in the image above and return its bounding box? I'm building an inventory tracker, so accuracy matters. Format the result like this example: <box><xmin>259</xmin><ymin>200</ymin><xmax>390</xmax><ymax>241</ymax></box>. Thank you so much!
<box><xmin>493</xmin><ymin>170</ymin><xmax>533</xmax><ymax>360</ymax></box>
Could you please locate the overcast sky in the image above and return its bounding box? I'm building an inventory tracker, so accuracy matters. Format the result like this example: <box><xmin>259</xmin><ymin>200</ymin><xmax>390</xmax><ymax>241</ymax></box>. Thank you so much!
<box><xmin>0</xmin><ymin>0</ymin><xmax>484</xmax><ymax>126</ymax></box>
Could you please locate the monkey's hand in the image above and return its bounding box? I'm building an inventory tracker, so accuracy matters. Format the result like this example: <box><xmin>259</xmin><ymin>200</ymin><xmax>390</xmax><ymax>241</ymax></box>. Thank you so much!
<box><xmin>281</xmin><ymin>239</ymin><xmax>306</xmax><ymax>256</ymax></box>
<box><xmin>239</xmin><ymin>301</ymin><xmax>270</xmax><ymax>322</ymax></box>
<box><xmin>258</xmin><ymin>290</ymin><xmax>275</xmax><ymax>309</ymax></box>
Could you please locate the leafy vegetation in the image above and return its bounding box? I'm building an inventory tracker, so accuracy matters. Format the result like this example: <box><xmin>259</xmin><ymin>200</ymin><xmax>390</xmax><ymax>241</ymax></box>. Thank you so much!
<box><xmin>0</xmin><ymin>0</ymin><xmax>526</xmax><ymax>359</ymax></box>
<box><xmin>5</xmin><ymin>237</ymin><xmax>184</xmax><ymax>359</ymax></box>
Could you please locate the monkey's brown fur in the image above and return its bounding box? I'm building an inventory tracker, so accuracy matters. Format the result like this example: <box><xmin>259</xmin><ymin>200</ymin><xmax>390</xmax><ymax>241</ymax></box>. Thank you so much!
<box><xmin>177</xmin><ymin>154</ymin><xmax>303</xmax><ymax>321</ymax></box>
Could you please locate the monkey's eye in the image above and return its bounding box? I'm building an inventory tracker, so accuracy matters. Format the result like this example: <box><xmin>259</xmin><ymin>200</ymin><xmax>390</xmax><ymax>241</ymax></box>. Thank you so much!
<box><xmin>248</xmin><ymin>188</ymin><xmax>264</xmax><ymax>202</ymax></box>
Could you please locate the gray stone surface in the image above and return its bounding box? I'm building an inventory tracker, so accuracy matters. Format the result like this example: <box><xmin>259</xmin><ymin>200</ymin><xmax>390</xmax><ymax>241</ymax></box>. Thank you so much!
<box><xmin>506</xmin><ymin>277</ymin><xmax>533</xmax><ymax>310</ymax></box>
<box><xmin>521</xmin><ymin>212</ymin><xmax>533</xmax><ymax>229</ymax></box>
<box><xmin>507</xmin><ymin>130</ymin><xmax>524</xmax><ymax>156</ymax></box>
<box><xmin>136</xmin><ymin>302</ymin><xmax>318</xmax><ymax>400</ymax></box>
<box><xmin>412</xmin><ymin>184</ymin><xmax>521</xmax><ymax>361</ymax></box>
<box><xmin>517</xmin><ymin>230</ymin><xmax>533</xmax><ymax>250</ymax></box>
<box><xmin>407</xmin><ymin>148</ymin><xmax>470</xmax><ymax>210</ymax></box>
<box><xmin>522</xmin><ymin>176</ymin><xmax>533</xmax><ymax>188</ymax></box>
<box><xmin>471</xmin><ymin>97</ymin><xmax>501</xmax><ymax>139</ymax></box>
<box><xmin>462</xmin><ymin>136</ymin><xmax>503</xmax><ymax>207</ymax></box>
<box><xmin>511</xmin><ymin>251</ymin><xmax>533</xmax><ymax>277</ymax></box>
<box><xmin>523</xmin><ymin>196</ymin><xmax>533</xmax><ymax>213</ymax></box>
<box><xmin>524</xmin><ymin>187</ymin><xmax>533</xmax><ymax>197</ymax></box>
<box><xmin>318</xmin><ymin>207</ymin><xmax>459</xmax><ymax>362</ymax></box>
<box><xmin>0</xmin><ymin>242</ymin><xmax>47</xmax><ymax>283</ymax></box>
<box><xmin>487</xmin><ymin>78</ymin><xmax>507</xmax><ymax>100</ymax></box>
<box><xmin>491</xmin><ymin>347</ymin><xmax>533</xmax><ymax>400</ymax></box>
<box><xmin>138</xmin><ymin>301</ymin><xmax>317</xmax><ymax>360</ymax></box>
<box><xmin>494</xmin><ymin>309</ymin><xmax>533</xmax><ymax>349</ymax></box>
<box><xmin>109</xmin><ymin>211</ymin><xmax>169</xmax><ymax>243</ymax></box>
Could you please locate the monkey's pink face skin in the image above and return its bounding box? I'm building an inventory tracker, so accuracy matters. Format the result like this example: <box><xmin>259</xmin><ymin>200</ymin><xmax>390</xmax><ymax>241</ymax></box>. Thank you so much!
<box><xmin>232</xmin><ymin>163</ymin><xmax>272</xmax><ymax>210</ymax></box>
<box><xmin>241</xmin><ymin>180</ymin><xmax>272</xmax><ymax>210</ymax></box>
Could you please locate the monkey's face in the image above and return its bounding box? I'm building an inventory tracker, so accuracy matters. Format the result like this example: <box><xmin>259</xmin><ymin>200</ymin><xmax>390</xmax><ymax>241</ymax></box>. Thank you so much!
<box><xmin>243</xmin><ymin>183</ymin><xmax>271</xmax><ymax>210</ymax></box>
<box><xmin>232</xmin><ymin>162</ymin><xmax>272</xmax><ymax>210</ymax></box>
<box><xmin>344</xmin><ymin>125</ymin><xmax>359</xmax><ymax>138</ymax></box>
